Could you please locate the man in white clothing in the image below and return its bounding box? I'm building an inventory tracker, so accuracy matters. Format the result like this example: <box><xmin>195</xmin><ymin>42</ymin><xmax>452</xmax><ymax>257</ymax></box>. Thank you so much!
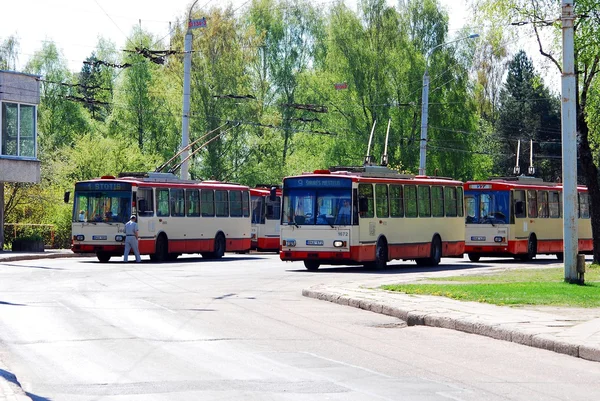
<box><xmin>124</xmin><ymin>215</ymin><xmax>141</xmax><ymax>263</ymax></box>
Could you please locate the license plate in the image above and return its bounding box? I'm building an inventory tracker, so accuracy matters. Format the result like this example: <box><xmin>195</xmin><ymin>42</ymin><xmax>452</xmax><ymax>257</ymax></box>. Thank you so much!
<box><xmin>306</xmin><ymin>240</ymin><xmax>324</xmax><ymax>246</ymax></box>
<box><xmin>92</xmin><ymin>235</ymin><xmax>107</xmax><ymax>240</ymax></box>
<box><xmin>471</xmin><ymin>236</ymin><xmax>486</xmax><ymax>241</ymax></box>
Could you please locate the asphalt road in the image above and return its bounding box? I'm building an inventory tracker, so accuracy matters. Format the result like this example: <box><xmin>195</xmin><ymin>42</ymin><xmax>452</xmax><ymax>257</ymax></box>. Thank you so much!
<box><xmin>1</xmin><ymin>253</ymin><xmax>599</xmax><ymax>400</ymax></box>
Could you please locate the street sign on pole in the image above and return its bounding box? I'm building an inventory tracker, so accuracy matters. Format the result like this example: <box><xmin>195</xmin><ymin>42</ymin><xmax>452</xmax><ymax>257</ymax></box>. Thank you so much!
<box><xmin>189</xmin><ymin>18</ymin><xmax>207</xmax><ymax>29</ymax></box>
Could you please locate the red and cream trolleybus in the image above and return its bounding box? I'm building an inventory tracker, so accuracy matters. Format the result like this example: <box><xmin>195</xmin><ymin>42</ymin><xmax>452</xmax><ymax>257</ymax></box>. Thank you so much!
<box><xmin>464</xmin><ymin>176</ymin><xmax>592</xmax><ymax>262</ymax></box>
<box><xmin>250</xmin><ymin>186</ymin><xmax>281</xmax><ymax>251</ymax></box>
<box><xmin>279</xmin><ymin>165</ymin><xmax>465</xmax><ymax>270</ymax></box>
<box><xmin>70</xmin><ymin>172</ymin><xmax>252</xmax><ymax>262</ymax></box>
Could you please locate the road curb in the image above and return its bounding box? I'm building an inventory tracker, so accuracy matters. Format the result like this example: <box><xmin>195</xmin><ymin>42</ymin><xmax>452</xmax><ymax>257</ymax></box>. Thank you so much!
<box><xmin>302</xmin><ymin>287</ymin><xmax>600</xmax><ymax>363</ymax></box>
<box><xmin>0</xmin><ymin>253</ymin><xmax>94</xmax><ymax>263</ymax></box>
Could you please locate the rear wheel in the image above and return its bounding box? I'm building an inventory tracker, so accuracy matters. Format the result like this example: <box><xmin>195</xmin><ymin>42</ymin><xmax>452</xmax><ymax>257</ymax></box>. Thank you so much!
<box><xmin>214</xmin><ymin>233</ymin><xmax>226</xmax><ymax>259</ymax></box>
<box><xmin>556</xmin><ymin>252</ymin><xmax>564</xmax><ymax>261</ymax></box>
<box><xmin>428</xmin><ymin>236</ymin><xmax>442</xmax><ymax>266</ymax></box>
<box><xmin>154</xmin><ymin>234</ymin><xmax>169</xmax><ymax>262</ymax></box>
<box><xmin>203</xmin><ymin>233</ymin><xmax>226</xmax><ymax>259</ymax></box>
<box><xmin>304</xmin><ymin>260</ymin><xmax>320</xmax><ymax>271</ymax></box>
<box><xmin>97</xmin><ymin>252</ymin><xmax>111</xmax><ymax>263</ymax></box>
<box><xmin>517</xmin><ymin>236</ymin><xmax>537</xmax><ymax>261</ymax></box>
<box><xmin>468</xmin><ymin>254</ymin><xmax>481</xmax><ymax>262</ymax></box>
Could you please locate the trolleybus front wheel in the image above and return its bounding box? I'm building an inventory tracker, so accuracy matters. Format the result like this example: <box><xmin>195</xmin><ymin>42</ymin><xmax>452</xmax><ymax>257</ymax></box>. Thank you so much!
<box><xmin>468</xmin><ymin>253</ymin><xmax>481</xmax><ymax>262</ymax></box>
<box><xmin>304</xmin><ymin>260</ymin><xmax>320</xmax><ymax>271</ymax></box>
<box><xmin>365</xmin><ymin>238</ymin><xmax>388</xmax><ymax>270</ymax></box>
<box><xmin>97</xmin><ymin>252</ymin><xmax>111</xmax><ymax>263</ymax></box>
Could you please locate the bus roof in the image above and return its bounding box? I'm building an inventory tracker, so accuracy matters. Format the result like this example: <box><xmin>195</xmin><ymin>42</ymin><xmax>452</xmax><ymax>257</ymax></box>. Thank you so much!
<box><xmin>78</xmin><ymin>172</ymin><xmax>249</xmax><ymax>190</ymax></box>
<box><xmin>465</xmin><ymin>176</ymin><xmax>587</xmax><ymax>192</ymax></box>
<box><xmin>284</xmin><ymin>165</ymin><xmax>463</xmax><ymax>185</ymax></box>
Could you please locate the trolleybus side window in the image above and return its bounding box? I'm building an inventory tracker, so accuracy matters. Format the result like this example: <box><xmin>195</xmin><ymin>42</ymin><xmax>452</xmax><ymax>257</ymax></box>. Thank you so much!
<box><xmin>358</xmin><ymin>184</ymin><xmax>374</xmax><ymax>218</ymax></box>
<box><xmin>201</xmin><ymin>189</ymin><xmax>215</xmax><ymax>217</ymax></box>
<box><xmin>418</xmin><ymin>186</ymin><xmax>431</xmax><ymax>217</ymax></box>
<box><xmin>579</xmin><ymin>192</ymin><xmax>590</xmax><ymax>218</ymax></box>
<box><xmin>527</xmin><ymin>190</ymin><xmax>538</xmax><ymax>218</ymax></box>
<box><xmin>266</xmin><ymin>195</ymin><xmax>280</xmax><ymax>220</ymax></box>
<box><xmin>432</xmin><ymin>186</ymin><xmax>444</xmax><ymax>217</ymax></box>
<box><xmin>375</xmin><ymin>184</ymin><xmax>389</xmax><ymax>218</ymax></box>
<box><xmin>216</xmin><ymin>190</ymin><xmax>229</xmax><ymax>217</ymax></box>
<box><xmin>444</xmin><ymin>186</ymin><xmax>457</xmax><ymax>217</ymax></box>
<box><xmin>137</xmin><ymin>188</ymin><xmax>154</xmax><ymax>217</ymax></box>
<box><xmin>390</xmin><ymin>185</ymin><xmax>404</xmax><ymax>217</ymax></box>
<box><xmin>537</xmin><ymin>191</ymin><xmax>549</xmax><ymax>218</ymax></box>
<box><xmin>514</xmin><ymin>190</ymin><xmax>526</xmax><ymax>218</ymax></box>
<box><xmin>457</xmin><ymin>187</ymin><xmax>464</xmax><ymax>217</ymax></box>
<box><xmin>242</xmin><ymin>191</ymin><xmax>250</xmax><ymax>218</ymax></box>
<box><xmin>171</xmin><ymin>188</ymin><xmax>185</xmax><ymax>217</ymax></box>
<box><xmin>549</xmin><ymin>191</ymin><xmax>560</xmax><ymax>218</ymax></box>
<box><xmin>186</xmin><ymin>189</ymin><xmax>200</xmax><ymax>217</ymax></box>
<box><xmin>157</xmin><ymin>189</ymin><xmax>170</xmax><ymax>217</ymax></box>
<box><xmin>405</xmin><ymin>185</ymin><xmax>418</xmax><ymax>217</ymax></box>
<box><xmin>230</xmin><ymin>190</ymin><xmax>243</xmax><ymax>217</ymax></box>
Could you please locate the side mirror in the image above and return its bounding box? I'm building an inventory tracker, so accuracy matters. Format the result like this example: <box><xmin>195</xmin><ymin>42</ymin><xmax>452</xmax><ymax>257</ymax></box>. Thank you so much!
<box><xmin>63</xmin><ymin>191</ymin><xmax>70</xmax><ymax>204</ymax></box>
<box><xmin>269</xmin><ymin>186</ymin><xmax>277</xmax><ymax>201</ymax></box>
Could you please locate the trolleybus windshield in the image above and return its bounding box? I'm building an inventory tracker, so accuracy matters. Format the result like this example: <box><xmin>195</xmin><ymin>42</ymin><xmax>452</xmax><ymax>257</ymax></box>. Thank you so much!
<box><xmin>465</xmin><ymin>190</ymin><xmax>510</xmax><ymax>225</ymax></box>
<box><xmin>73</xmin><ymin>182</ymin><xmax>132</xmax><ymax>224</ymax></box>
<box><xmin>282</xmin><ymin>188</ymin><xmax>352</xmax><ymax>226</ymax></box>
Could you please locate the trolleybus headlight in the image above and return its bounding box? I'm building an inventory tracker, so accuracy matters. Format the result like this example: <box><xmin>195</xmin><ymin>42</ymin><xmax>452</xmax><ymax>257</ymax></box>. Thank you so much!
<box><xmin>74</xmin><ymin>234</ymin><xmax>85</xmax><ymax>241</ymax></box>
<box><xmin>283</xmin><ymin>239</ymin><xmax>296</xmax><ymax>247</ymax></box>
<box><xmin>115</xmin><ymin>235</ymin><xmax>125</xmax><ymax>242</ymax></box>
<box><xmin>333</xmin><ymin>240</ymin><xmax>347</xmax><ymax>248</ymax></box>
<box><xmin>494</xmin><ymin>236</ymin><xmax>505</xmax><ymax>243</ymax></box>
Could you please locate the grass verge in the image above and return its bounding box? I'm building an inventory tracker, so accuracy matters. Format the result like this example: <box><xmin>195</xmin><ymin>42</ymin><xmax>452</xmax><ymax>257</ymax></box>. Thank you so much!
<box><xmin>381</xmin><ymin>264</ymin><xmax>600</xmax><ymax>307</ymax></box>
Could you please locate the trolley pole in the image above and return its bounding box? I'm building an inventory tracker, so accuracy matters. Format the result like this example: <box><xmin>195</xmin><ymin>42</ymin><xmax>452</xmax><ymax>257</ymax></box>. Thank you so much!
<box><xmin>561</xmin><ymin>0</ymin><xmax>579</xmax><ymax>283</ymax></box>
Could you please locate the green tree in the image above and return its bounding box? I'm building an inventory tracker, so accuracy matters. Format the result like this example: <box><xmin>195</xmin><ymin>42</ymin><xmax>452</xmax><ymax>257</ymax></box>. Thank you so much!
<box><xmin>108</xmin><ymin>27</ymin><xmax>180</xmax><ymax>159</ymax></box>
<box><xmin>495</xmin><ymin>50</ymin><xmax>561</xmax><ymax>181</ymax></box>
<box><xmin>25</xmin><ymin>41</ymin><xmax>90</xmax><ymax>151</ymax></box>
<box><xmin>0</xmin><ymin>35</ymin><xmax>19</xmax><ymax>70</ymax></box>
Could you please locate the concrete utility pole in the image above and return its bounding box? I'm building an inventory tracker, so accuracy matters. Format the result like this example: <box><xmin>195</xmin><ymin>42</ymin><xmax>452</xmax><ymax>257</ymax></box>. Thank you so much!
<box><xmin>419</xmin><ymin>34</ymin><xmax>479</xmax><ymax>176</ymax></box>
<box><xmin>180</xmin><ymin>0</ymin><xmax>202</xmax><ymax>180</ymax></box>
<box><xmin>561</xmin><ymin>0</ymin><xmax>579</xmax><ymax>283</ymax></box>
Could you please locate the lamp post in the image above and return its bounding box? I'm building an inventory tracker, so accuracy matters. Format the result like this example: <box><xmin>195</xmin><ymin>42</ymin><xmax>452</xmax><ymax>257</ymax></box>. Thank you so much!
<box><xmin>418</xmin><ymin>33</ymin><xmax>479</xmax><ymax>176</ymax></box>
<box><xmin>180</xmin><ymin>0</ymin><xmax>201</xmax><ymax>180</ymax></box>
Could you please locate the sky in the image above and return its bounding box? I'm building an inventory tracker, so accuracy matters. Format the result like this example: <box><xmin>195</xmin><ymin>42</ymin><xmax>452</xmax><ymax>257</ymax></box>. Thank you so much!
<box><xmin>0</xmin><ymin>0</ymin><xmax>470</xmax><ymax>73</ymax></box>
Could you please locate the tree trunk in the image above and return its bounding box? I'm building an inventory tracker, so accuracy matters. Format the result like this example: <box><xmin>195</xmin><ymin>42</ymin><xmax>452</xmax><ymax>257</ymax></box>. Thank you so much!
<box><xmin>578</xmin><ymin>113</ymin><xmax>600</xmax><ymax>264</ymax></box>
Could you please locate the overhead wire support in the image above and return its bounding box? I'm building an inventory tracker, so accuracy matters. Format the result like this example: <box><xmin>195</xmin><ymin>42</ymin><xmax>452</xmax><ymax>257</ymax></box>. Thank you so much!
<box><xmin>155</xmin><ymin>121</ymin><xmax>229</xmax><ymax>173</ymax></box>
<box><xmin>168</xmin><ymin>123</ymin><xmax>241</xmax><ymax>175</ymax></box>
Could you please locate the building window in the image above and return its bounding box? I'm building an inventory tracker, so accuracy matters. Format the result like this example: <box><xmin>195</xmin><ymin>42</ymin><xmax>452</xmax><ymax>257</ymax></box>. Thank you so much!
<box><xmin>1</xmin><ymin>102</ymin><xmax>36</xmax><ymax>158</ymax></box>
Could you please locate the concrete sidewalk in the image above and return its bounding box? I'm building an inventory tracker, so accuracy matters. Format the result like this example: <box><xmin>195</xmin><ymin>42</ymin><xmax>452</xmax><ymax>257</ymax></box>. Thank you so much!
<box><xmin>303</xmin><ymin>282</ymin><xmax>600</xmax><ymax>362</ymax></box>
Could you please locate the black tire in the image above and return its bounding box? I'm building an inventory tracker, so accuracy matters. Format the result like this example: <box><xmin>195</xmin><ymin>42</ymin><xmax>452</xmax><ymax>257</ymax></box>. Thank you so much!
<box><xmin>428</xmin><ymin>236</ymin><xmax>442</xmax><ymax>266</ymax></box>
<box><xmin>203</xmin><ymin>233</ymin><xmax>226</xmax><ymax>260</ymax></box>
<box><xmin>304</xmin><ymin>260</ymin><xmax>320</xmax><ymax>271</ymax></box>
<box><xmin>370</xmin><ymin>239</ymin><xmax>388</xmax><ymax>270</ymax></box>
<box><xmin>556</xmin><ymin>252</ymin><xmax>564</xmax><ymax>261</ymax></box>
<box><xmin>468</xmin><ymin>253</ymin><xmax>481</xmax><ymax>262</ymax></box>
<box><xmin>214</xmin><ymin>233</ymin><xmax>226</xmax><ymax>259</ymax></box>
<box><xmin>154</xmin><ymin>234</ymin><xmax>169</xmax><ymax>262</ymax></box>
<box><xmin>97</xmin><ymin>252</ymin><xmax>111</xmax><ymax>263</ymax></box>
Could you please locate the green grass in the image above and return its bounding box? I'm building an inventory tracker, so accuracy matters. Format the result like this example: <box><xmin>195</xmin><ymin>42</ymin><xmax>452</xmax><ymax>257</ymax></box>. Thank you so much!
<box><xmin>381</xmin><ymin>264</ymin><xmax>600</xmax><ymax>307</ymax></box>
